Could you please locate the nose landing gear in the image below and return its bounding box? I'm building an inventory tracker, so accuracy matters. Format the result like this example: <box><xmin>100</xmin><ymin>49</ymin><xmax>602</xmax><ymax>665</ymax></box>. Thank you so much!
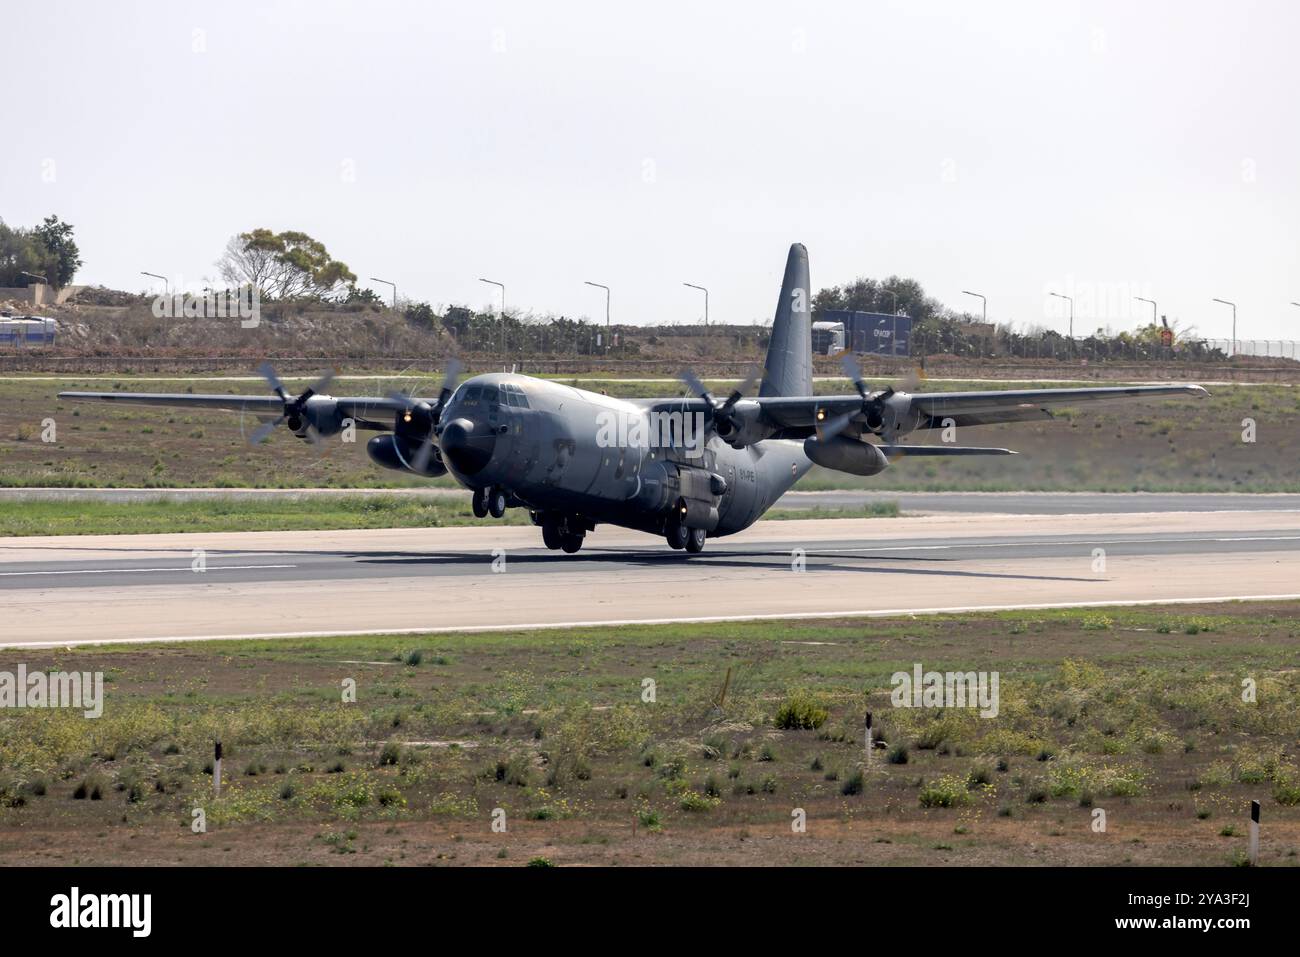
<box><xmin>472</xmin><ymin>486</ymin><xmax>510</xmax><ymax>519</ymax></box>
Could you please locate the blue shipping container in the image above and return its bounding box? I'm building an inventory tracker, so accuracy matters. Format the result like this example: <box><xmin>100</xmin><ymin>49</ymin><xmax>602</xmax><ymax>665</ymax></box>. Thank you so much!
<box><xmin>820</xmin><ymin>310</ymin><xmax>911</xmax><ymax>356</ymax></box>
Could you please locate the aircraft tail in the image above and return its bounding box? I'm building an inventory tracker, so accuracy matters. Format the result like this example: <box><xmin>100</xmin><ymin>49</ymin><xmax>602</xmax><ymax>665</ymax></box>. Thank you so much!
<box><xmin>760</xmin><ymin>243</ymin><xmax>813</xmax><ymax>398</ymax></box>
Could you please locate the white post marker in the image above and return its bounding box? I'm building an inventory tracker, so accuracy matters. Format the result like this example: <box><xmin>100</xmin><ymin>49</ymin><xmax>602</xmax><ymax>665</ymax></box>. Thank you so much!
<box><xmin>864</xmin><ymin>711</ymin><xmax>873</xmax><ymax>768</ymax></box>
<box><xmin>1249</xmin><ymin>800</ymin><xmax>1260</xmax><ymax>866</ymax></box>
<box><xmin>214</xmin><ymin>740</ymin><xmax>223</xmax><ymax>798</ymax></box>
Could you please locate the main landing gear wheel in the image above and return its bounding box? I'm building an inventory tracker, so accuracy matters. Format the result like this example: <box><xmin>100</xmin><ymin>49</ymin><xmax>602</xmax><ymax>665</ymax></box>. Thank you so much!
<box><xmin>488</xmin><ymin>487</ymin><xmax>508</xmax><ymax>518</ymax></box>
<box><xmin>560</xmin><ymin>532</ymin><xmax>584</xmax><ymax>554</ymax></box>
<box><xmin>666</xmin><ymin>522</ymin><xmax>689</xmax><ymax>550</ymax></box>
<box><xmin>685</xmin><ymin>527</ymin><xmax>707</xmax><ymax>553</ymax></box>
<box><xmin>541</xmin><ymin>516</ymin><xmax>562</xmax><ymax>550</ymax></box>
<box><xmin>471</xmin><ymin>486</ymin><xmax>489</xmax><ymax>518</ymax></box>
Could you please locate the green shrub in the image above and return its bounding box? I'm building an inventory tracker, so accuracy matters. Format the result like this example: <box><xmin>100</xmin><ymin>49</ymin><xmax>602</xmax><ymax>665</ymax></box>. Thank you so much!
<box><xmin>919</xmin><ymin>775</ymin><xmax>972</xmax><ymax>808</ymax></box>
<box><xmin>679</xmin><ymin>790</ymin><xmax>721</xmax><ymax>811</ymax></box>
<box><xmin>773</xmin><ymin>691</ymin><xmax>829</xmax><ymax>730</ymax></box>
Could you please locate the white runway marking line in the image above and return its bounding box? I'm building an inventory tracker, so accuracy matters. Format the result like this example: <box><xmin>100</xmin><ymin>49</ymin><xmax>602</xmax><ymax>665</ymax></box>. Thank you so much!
<box><xmin>0</xmin><ymin>563</ymin><xmax>297</xmax><ymax>578</ymax></box>
<box><xmin>801</xmin><ymin>534</ymin><xmax>1300</xmax><ymax>554</ymax></box>
<box><xmin>5</xmin><ymin>593</ymin><xmax>1300</xmax><ymax>650</ymax></box>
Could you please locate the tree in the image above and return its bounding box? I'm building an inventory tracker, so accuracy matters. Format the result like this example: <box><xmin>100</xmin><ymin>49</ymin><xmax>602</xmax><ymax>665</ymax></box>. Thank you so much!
<box><xmin>0</xmin><ymin>215</ymin><xmax>82</xmax><ymax>288</ymax></box>
<box><xmin>217</xmin><ymin>228</ymin><xmax>356</xmax><ymax>300</ymax></box>
<box><xmin>342</xmin><ymin>284</ymin><xmax>383</xmax><ymax>305</ymax></box>
<box><xmin>32</xmin><ymin>215</ymin><xmax>83</xmax><ymax>287</ymax></box>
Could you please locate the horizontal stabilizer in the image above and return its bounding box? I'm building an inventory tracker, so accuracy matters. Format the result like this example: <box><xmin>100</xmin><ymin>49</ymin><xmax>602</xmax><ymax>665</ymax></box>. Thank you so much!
<box><xmin>877</xmin><ymin>445</ymin><xmax>1016</xmax><ymax>457</ymax></box>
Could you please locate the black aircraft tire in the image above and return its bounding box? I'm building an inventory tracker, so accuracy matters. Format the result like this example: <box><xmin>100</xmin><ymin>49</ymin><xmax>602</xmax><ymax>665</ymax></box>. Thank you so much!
<box><xmin>489</xmin><ymin>488</ymin><xmax>508</xmax><ymax>518</ymax></box>
<box><xmin>685</xmin><ymin>527</ymin><xmax>707</xmax><ymax>553</ymax></box>
<box><xmin>471</xmin><ymin>487</ymin><xmax>489</xmax><ymax>518</ymax></box>
<box><xmin>560</xmin><ymin>534</ymin><xmax>584</xmax><ymax>554</ymax></box>
<box><xmin>666</xmin><ymin>522</ymin><xmax>688</xmax><ymax>550</ymax></box>
<box><xmin>541</xmin><ymin>518</ymin><xmax>562</xmax><ymax>550</ymax></box>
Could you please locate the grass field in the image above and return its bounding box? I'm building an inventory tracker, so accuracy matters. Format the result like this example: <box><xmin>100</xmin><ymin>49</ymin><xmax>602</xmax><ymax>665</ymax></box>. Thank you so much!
<box><xmin>0</xmin><ymin>375</ymin><xmax>1296</xmax><ymax>492</ymax></box>
<box><xmin>0</xmin><ymin>496</ymin><xmax>900</xmax><ymax>536</ymax></box>
<box><xmin>1</xmin><ymin>602</ymin><xmax>1297</xmax><ymax>866</ymax></box>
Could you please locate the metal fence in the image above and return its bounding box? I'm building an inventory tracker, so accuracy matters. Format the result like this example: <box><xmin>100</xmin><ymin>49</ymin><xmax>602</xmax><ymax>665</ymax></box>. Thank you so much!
<box><xmin>1200</xmin><ymin>339</ymin><xmax>1300</xmax><ymax>360</ymax></box>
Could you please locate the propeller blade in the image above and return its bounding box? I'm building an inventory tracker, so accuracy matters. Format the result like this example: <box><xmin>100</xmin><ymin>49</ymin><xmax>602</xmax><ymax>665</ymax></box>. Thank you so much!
<box><xmin>840</xmin><ymin>353</ymin><xmax>869</xmax><ymax>400</ymax></box>
<box><xmin>411</xmin><ymin>435</ymin><xmax>436</xmax><ymax>473</ymax></box>
<box><xmin>441</xmin><ymin>358</ymin><xmax>462</xmax><ymax>394</ymax></box>
<box><xmin>434</xmin><ymin>358</ymin><xmax>463</xmax><ymax>415</ymax></box>
<box><xmin>894</xmin><ymin>366</ymin><xmax>924</xmax><ymax>393</ymax></box>
<box><xmin>678</xmin><ymin>368</ymin><xmax>716</xmax><ymax>407</ymax></box>
<box><xmin>720</xmin><ymin>364</ymin><xmax>762</xmax><ymax>414</ymax></box>
<box><xmin>309</xmin><ymin>367</ymin><xmax>335</xmax><ymax>398</ymax></box>
<box><xmin>257</xmin><ymin>362</ymin><xmax>289</xmax><ymax>401</ymax></box>
<box><xmin>249</xmin><ymin>415</ymin><xmax>285</xmax><ymax>445</ymax></box>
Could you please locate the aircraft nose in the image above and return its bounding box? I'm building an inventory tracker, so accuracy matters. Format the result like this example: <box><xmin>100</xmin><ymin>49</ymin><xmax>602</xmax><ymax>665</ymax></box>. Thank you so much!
<box><xmin>439</xmin><ymin>417</ymin><xmax>496</xmax><ymax>476</ymax></box>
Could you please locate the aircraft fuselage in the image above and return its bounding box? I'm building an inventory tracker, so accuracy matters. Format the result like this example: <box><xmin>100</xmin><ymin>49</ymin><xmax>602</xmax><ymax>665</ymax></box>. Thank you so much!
<box><xmin>437</xmin><ymin>373</ymin><xmax>812</xmax><ymax>538</ymax></box>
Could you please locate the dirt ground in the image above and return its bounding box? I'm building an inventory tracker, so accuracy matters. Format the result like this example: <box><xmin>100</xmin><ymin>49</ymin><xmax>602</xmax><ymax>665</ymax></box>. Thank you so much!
<box><xmin>1</xmin><ymin>602</ymin><xmax>1297</xmax><ymax>866</ymax></box>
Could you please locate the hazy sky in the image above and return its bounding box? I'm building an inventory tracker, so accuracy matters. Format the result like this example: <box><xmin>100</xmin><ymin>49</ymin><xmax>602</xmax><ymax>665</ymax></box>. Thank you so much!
<box><xmin>7</xmin><ymin>0</ymin><xmax>1298</xmax><ymax>341</ymax></box>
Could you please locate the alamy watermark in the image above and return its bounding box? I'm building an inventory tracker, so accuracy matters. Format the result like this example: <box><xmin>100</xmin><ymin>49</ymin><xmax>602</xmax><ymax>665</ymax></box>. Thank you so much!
<box><xmin>152</xmin><ymin>283</ymin><xmax>260</xmax><ymax>328</ymax></box>
<box><xmin>0</xmin><ymin>664</ymin><xmax>103</xmax><ymax>718</ymax></box>
<box><xmin>595</xmin><ymin>409</ymin><xmax>706</xmax><ymax>459</ymax></box>
<box><xmin>890</xmin><ymin>662</ymin><xmax>999</xmax><ymax>718</ymax></box>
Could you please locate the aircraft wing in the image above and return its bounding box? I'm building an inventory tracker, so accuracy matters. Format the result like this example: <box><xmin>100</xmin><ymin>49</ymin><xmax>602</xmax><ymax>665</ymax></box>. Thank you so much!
<box><xmin>754</xmin><ymin>383</ymin><xmax>1208</xmax><ymax>432</ymax></box>
<box><xmin>57</xmin><ymin>391</ymin><xmax>410</xmax><ymax>428</ymax></box>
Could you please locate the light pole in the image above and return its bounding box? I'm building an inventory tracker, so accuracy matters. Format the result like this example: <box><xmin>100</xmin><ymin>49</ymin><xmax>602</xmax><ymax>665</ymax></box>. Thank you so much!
<box><xmin>883</xmin><ymin>288</ymin><xmax>900</xmax><ymax>315</ymax></box>
<box><xmin>1134</xmin><ymin>296</ymin><xmax>1157</xmax><ymax>331</ymax></box>
<box><xmin>1049</xmin><ymin>292</ymin><xmax>1074</xmax><ymax>340</ymax></box>
<box><xmin>683</xmin><ymin>282</ymin><xmax>708</xmax><ymax>327</ymax></box>
<box><xmin>370</xmin><ymin>277</ymin><xmax>397</xmax><ymax>309</ymax></box>
<box><xmin>1212</xmin><ymin>298</ymin><xmax>1237</xmax><ymax>357</ymax></box>
<box><xmin>961</xmin><ymin>290</ymin><xmax>986</xmax><ymax>323</ymax></box>
<box><xmin>585</xmin><ymin>281</ymin><xmax>610</xmax><ymax>353</ymax></box>
<box><xmin>21</xmin><ymin>271</ymin><xmax>49</xmax><ymax>306</ymax></box>
<box><xmin>479</xmin><ymin>278</ymin><xmax>505</xmax><ymax>355</ymax></box>
<box><xmin>140</xmin><ymin>271</ymin><xmax>167</xmax><ymax>295</ymax></box>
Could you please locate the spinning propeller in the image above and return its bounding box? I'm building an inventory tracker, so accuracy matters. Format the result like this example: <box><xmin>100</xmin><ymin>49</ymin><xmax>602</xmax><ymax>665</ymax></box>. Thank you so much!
<box><xmin>383</xmin><ymin>359</ymin><xmax>462</xmax><ymax>473</ymax></box>
<box><xmin>678</xmin><ymin>365</ymin><xmax>761</xmax><ymax>438</ymax></box>
<box><xmin>249</xmin><ymin>363</ymin><xmax>336</xmax><ymax>445</ymax></box>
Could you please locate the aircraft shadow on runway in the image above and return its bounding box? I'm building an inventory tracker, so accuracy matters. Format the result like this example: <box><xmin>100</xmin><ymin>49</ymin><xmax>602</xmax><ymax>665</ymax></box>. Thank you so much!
<box><xmin>352</xmin><ymin>549</ymin><xmax>1098</xmax><ymax>583</ymax></box>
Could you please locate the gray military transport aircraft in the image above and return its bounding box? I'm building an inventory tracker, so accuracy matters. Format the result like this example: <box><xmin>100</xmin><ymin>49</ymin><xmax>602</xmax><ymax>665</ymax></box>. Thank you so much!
<box><xmin>60</xmin><ymin>244</ymin><xmax>1207</xmax><ymax>554</ymax></box>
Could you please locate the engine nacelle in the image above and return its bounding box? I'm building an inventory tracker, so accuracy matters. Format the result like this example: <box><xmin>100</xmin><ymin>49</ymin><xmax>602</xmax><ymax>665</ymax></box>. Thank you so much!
<box><xmin>366</xmin><ymin>433</ymin><xmax>448</xmax><ymax>477</ymax></box>
<box><xmin>866</xmin><ymin>391</ymin><xmax>923</xmax><ymax>438</ymax></box>
<box><xmin>297</xmin><ymin>395</ymin><xmax>345</xmax><ymax>437</ymax></box>
<box><xmin>715</xmin><ymin>400</ymin><xmax>774</xmax><ymax>448</ymax></box>
<box><xmin>803</xmin><ymin>436</ymin><xmax>890</xmax><ymax>476</ymax></box>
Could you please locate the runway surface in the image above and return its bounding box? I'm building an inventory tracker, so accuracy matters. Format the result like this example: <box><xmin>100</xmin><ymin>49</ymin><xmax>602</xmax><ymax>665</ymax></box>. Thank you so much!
<box><xmin>2</xmin><ymin>508</ymin><xmax>1298</xmax><ymax>647</ymax></box>
<box><xmin>5</xmin><ymin>487</ymin><xmax>1300</xmax><ymax>515</ymax></box>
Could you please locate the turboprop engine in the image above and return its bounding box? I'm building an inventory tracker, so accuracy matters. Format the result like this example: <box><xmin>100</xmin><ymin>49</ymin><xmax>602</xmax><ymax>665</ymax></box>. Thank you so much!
<box><xmin>802</xmin><ymin>435</ymin><xmax>890</xmax><ymax>477</ymax></box>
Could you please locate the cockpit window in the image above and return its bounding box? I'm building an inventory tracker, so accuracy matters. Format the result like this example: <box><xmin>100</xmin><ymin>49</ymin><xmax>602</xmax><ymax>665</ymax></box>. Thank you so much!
<box><xmin>463</xmin><ymin>385</ymin><xmax>482</xmax><ymax>402</ymax></box>
<box><xmin>482</xmin><ymin>386</ymin><xmax>499</xmax><ymax>405</ymax></box>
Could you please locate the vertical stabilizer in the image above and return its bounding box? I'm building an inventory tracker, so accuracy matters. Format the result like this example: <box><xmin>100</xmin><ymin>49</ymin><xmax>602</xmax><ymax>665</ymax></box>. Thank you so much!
<box><xmin>760</xmin><ymin>243</ymin><xmax>813</xmax><ymax>398</ymax></box>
